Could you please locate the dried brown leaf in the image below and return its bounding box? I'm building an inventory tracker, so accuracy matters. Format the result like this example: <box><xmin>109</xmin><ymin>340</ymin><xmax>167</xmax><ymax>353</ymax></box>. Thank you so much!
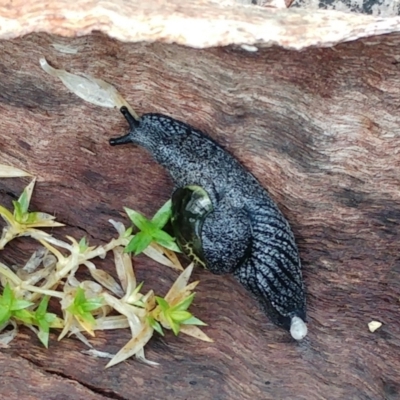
<box><xmin>106</xmin><ymin>323</ymin><xmax>154</xmax><ymax>368</ymax></box>
<box><xmin>149</xmin><ymin>242</ymin><xmax>183</xmax><ymax>271</ymax></box>
<box><xmin>89</xmin><ymin>269</ymin><xmax>124</xmax><ymax>297</ymax></box>
<box><xmin>164</xmin><ymin>263</ymin><xmax>195</xmax><ymax>304</ymax></box>
<box><xmin>180</xmin><ymin>325</ymin><xmax>213</xmax><ymax>343</ymax></box>
<box><xmin>113</xmin><ymin>246</ymin><xmax>136</xmax><ymax>295</ymax></box>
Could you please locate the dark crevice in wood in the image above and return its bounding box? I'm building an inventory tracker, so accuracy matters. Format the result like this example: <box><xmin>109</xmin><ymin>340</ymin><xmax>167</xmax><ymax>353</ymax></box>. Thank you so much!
<box><xmin>18</xmin><ymin>353</ymin><xmax>126</xmax><ymax>400</ymax></box>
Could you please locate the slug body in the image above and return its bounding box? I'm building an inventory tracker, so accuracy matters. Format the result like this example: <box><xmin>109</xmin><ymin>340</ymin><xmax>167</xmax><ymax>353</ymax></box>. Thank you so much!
<box><xmin>110</xmin><ymin>107</ymin><xmax>307</xmax><ymax>339</ymax></box>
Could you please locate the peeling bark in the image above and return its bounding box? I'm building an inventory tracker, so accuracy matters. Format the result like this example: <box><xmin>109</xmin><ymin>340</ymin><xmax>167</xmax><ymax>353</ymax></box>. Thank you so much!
<box><xmin>1</xmin><ymin>0</ymin><xmax>400</xmax><ymax>48</ymax></box>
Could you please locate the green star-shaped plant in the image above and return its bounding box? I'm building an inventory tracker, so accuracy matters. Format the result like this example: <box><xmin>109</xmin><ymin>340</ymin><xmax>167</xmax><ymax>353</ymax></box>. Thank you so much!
<box><xmin>124</xmin><ymin>200</ymin><xmax>180</xmax><ymax>255</ymax></box>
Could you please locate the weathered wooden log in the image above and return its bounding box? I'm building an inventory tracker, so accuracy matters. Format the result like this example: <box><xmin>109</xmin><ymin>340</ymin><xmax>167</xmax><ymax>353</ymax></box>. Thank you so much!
<box><xmin>0</xmin><ymin>1</ymin><xmax>400</xmax><ymax>399</ymax></box>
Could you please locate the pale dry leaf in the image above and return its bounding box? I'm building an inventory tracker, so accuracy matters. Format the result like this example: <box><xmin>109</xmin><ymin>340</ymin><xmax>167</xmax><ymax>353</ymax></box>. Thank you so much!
<box><xmin>58</xmin><ymin>311</ymin><xmax>74</xmax><ymax>341</ymax></box>
<box><xmin>0</xmin><ymin>262</ymin><xmax>22</xmax><ymax>285</ymax></box>
<box><xmin>108</xmin><ymin>219</ymin><xmax>126</xmax><ymax>236</ymax></box>
<box><xmin>0</xmin><ymin>320</ymin><xmax>18</xmax><ymax>347</ymax></box>
<box><xmin>89</xmin><ymin>268</ymin><xmax>124</xmax><ymax>298</ymax></box>
<box><xmin>82</xmin><ymin>349</ymin><xmax>115</xmax><ymax>359</ymax></box>
<box><xmin>94</xmin><ymin>315</ymin><xmax>130</xmax><ymax>330</ymax></box>
<box><xmin>42</xmin><ymin>254</ymin><xmax>57</xmax><ymax>269</ymax></box>
<box><xmin>0</xmin><ymin>164</ymin><xmax>31</xmax><ymax>178</ymax></box>
<box><xmin>149</xmin><ymin>242</ymin><xmax>183</xmax><ymax>271</ymax></box>
<box><xmin>69</xmin><ymin>327</ymin><xmax>93</xmax><ymax>347</ymax></box>
<box><xmin>66</xmin><ymin>270</ymin><xmax>80</xmax><ymax>288</ymax></box>
<box><xmin>102</xmin><ymin>292</ymin><xmax>141</xmax><ymax>333</ymax></box>
<box><xmin>143</xmin><ymin>244</ymin><xmax>182</xmax><ymax>271</ymax></box>
<box><xmin>80</xmin><ymin>280</ymin><xmax>103</xmax><ymax>295</ymax></box>
<box><xmin>113</xmin><ymin>246</ymin><xmax>136</xmax><ymax>295</ymax></box>
<box><xmin>51</xmin><ymin>43</ymin><xmax>79</xmax><ymax>54</ymax></box>
<box><xmin>135</xmin><ymin>347</ymin><xmax>159</xmax><ymax>366</ymax></box>
<box><xmin>20</xmin><ymin>264</ymin><xmax>56</xmax><ymax>287</ymax></box>
<box><xmin>106</xmin><ymin>323</ymin><xmax>154</xmax><ymax>368</ymax></box>
<box><xmin>23</xmin><ymin>178</ymin><xmax>36</xmax><ymax>207</ymax></box>
<box><xmin>40</xmin><ymin>58</ymin><xmax>138</xmax><ymax>119</ymax></box>
<box><xmin>76</xmin><ymin>315</ymin><xmax>96</xmax><ymax>337</ymax></box>
<box><xmin>40</xmin><ymin>58</ymin><xmax>118</xmax><ymax>108</ymax></box>
<box><xmin>165</xmin><ymin>281</ymin><xmax>199</xmax><ymax>306</ymax></box>
<box><xmin>164</xmin><ymin>263</ymin><xmax>194</xmax><ymax>303</ymax></box>
<box><xmin>180</xmin><ymin>325</ymin><xmax>213</xmax><ymax>343</ymax></box>
<box><xmin>23</xmin><ymin>247</ymin><xmax>48</xmax><ymax>273</ymax></box>
<box><xmin>34</xmin><ymin>212</ymin><xmax>60</xmax><ymax>222</ymax></box>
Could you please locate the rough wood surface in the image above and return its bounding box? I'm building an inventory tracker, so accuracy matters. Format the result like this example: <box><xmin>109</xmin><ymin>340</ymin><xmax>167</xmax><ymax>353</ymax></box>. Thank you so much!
<box><xmin>1</xmin><ymin>32</ymin><xmax>400</xmax><ymax>400</ymax></box>
<box><xmin>1</xmin><ymin>0</ymin><xmax>400</xmax><ymax>49</ymax></box>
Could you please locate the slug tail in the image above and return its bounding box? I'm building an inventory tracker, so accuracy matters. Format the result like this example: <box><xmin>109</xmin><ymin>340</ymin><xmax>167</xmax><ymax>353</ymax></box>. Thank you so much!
<box><xmin>233</xmin><ymin>201</ymin><xmax>307</xmax><ymax>338</ymax></box>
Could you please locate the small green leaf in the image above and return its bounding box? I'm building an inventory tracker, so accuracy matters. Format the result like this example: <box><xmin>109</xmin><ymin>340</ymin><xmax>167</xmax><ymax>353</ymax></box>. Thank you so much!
<box><xmin>0</xmin><ymin>308</ymin><xmax>11</xmax><ymax>326</ymax></box>
<box><xmin>67</xmin><ymin>288</ymin><xmax>102</xmax><ymax>320</ymax></box>
<box><xmin>78</xmin><ymin>237</ymin><xmax>89</xmax><ymax>252</ymax></box>
<box><xmin>37</xmin><ymin>327</ymin><xmax>50</xmax><ymax>348</ymax></box>
<box><xmin>37</xmin><ymin>317</ymin><xmax>48</xmax><ymax>331</ymax></box>
<box><xmin>167</xmin><ymin>314</ymin><xmax>180</xmax><ymax>336</ymax></box>
<box><xmin>74</xmin><ymin>287</ymin><xmax>86</xmax><ymax>305</ymax></box>
<box><xmin>152</xmin><ymin>229</ymin><xmax>181</xmax><ymax>253</ymax></box>
<box><xmin>123</xmin><ymin>226</ymin><xmax>133</xmax><ymax>238</ymax></box>
<box><xmin>80</xmin><ymin>298</ymin><xmax>103</xmax><ymax>312</ymax></box>
<box><xmin>13</xmin><ymin>309</ymin><xmax>33</xmax><ymax>324</ymax></box>
<box><xmin>156</xmin><ymin>240</ymin><xmax>181</xmax><ymax>253</ymax></box>
<box><xmin>44</xmin><ymin>312</ymin><xmax>57</xmax><ymax>324</ymax></box>
<box><xmin>125</xmin><ymin>232</ymin><xmax>153</xmax><ymax>255</ymax></box>
<box><xmin>151</xmin><ymin>200</ymin><xmax>172</xmax><ymax>229</ymax></box>
<box><xmin>11</xmin><ymin>299</ymin><xmax>34</xmax><ymax>311</ymax></box>
<box><xmin>124</xmin><ymin>208</ymin><xmax>153</xmax><ymax>232</ymax></box>
<box><xmin>35</xmin><ymin>302</ymin><xmax>56</xmax><ymax>348</ymax></box>
<box><xmin>148</xmin><ymin>316</ymin><xmax>164</xmax><ymax>336</ymax></box>
<box><xmin>18</xmin><ymin>189</ymin><xmax>30</xmax><ymax>214</ymax></box>
<box><xmin>151</xmin><ymin>229</ymin><xmax>175</xmax><ymax>245</ymax></box>
<box><xmin>35</xmin><ymin>296</ymin><xmax>50</xmax><ymax>319</ymax></box>
<box><xmin>79</xmin><ymin>311</ymin><xmax>96</xmax><ymax>325</ymax></box>
<box><xmin>132</xmin><ymin>281</ymin><xmax>144</xmax><ymax>296</ymax></box>
<box><xmin>170</xmin><ymin>293</ymin><xmax>195</xmax><ymax>312</ymax></box>
<box><xmin>12</xmin><ymin>200</ymin><xmax>23</xmax><ymax>222</ymax></box>
<box><xmin>180</xmin><ymin>316</ymin><xmax>207</xmax><ymax>326</ymax></box>
<box><xmin>1</xmin><ymin>283</ymin><xmax>13</xmax><ymax>307</ymax></box>
<box><xmin>24</xmin><ymin>212</ymin><xmax>39</xmax><ymax>224</ymax></box>
<box><xmin>170</xmin><ymin>310</ymin><xmax>192</xmax><ymax>323</ymax></box>
<box><xmin>155</xmin><ymin>296</ymin><xmax>170</xmax><ymax>313</ymax></box>
<box><xmin>131</xmin><ymin>299</ymin><xmax>145</xmax><ymax>308</ymax></box>
<box><xmin>127</xmin><ymin>282</ymin><xmax>145</xmax><ymax>305</ymax></box>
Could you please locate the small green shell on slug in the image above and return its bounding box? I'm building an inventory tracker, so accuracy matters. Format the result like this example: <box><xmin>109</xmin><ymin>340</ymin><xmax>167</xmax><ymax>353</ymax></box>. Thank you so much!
<box><xmin>171</xmin><ymin>185</ymin><xmax>213</xmax><ymax>268</ymax></box>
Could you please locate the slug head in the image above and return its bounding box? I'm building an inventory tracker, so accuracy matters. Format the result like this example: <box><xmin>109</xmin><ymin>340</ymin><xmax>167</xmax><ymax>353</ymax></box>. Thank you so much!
<box><xmin>109</xmin><ymin>107</ymin><xmax>192</xmax><ymax>154</ymax></box>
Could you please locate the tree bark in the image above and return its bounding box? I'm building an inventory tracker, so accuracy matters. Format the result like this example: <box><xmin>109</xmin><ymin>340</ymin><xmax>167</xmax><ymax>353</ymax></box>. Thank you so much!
<box><xmin>0</xmin><ymin>2</ymin><xmax>400</xmax><ymax>400</ymax></box>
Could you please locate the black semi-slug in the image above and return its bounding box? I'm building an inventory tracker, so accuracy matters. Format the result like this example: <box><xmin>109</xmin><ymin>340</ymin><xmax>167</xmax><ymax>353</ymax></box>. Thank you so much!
<box><xmin>110</xmin><ymin>107</ymin><xmax>307</xmax><ymax>340</ymax></box>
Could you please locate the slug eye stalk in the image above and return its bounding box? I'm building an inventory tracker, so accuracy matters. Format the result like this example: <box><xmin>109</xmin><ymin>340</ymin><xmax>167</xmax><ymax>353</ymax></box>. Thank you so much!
<box><xmin>109</xmin><ymin>134</ymin><xmax>132</xmax><ymax>146</ymax></box>
<box><xmin>109</xmin><ymin>107</ymin><xmax>139</xmax><ymax>146</ymax></box>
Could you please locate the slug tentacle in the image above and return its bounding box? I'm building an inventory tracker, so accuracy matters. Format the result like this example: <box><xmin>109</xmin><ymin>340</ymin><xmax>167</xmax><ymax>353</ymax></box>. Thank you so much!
<box><xmin>109</xmin><ymin>107</ymin><xmax>308</xmax><ymax>339</ymax></box>
<box><xmin>121</xmin><ymin>106</ymin><xmax>140</xmax><ymax>126</ymax></box>
<box><xmin>109</xmin><ymin>133</ymin><xmax>132</xmax><ymax>146</ymax></box>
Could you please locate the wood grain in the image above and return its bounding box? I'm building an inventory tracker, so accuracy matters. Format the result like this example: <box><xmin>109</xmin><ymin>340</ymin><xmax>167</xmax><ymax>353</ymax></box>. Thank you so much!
<box><xmin>0</xmin><ymin>31</ymin><xmax>400</xmax><ymax>400</ymax></box>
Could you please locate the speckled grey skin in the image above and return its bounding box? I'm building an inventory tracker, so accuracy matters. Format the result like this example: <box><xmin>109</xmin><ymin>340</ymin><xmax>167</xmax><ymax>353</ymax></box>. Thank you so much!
<box><xmin>110</xmin><ymin>107</ymin><xmax>307</xmax><ymax>333</ymax></box>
